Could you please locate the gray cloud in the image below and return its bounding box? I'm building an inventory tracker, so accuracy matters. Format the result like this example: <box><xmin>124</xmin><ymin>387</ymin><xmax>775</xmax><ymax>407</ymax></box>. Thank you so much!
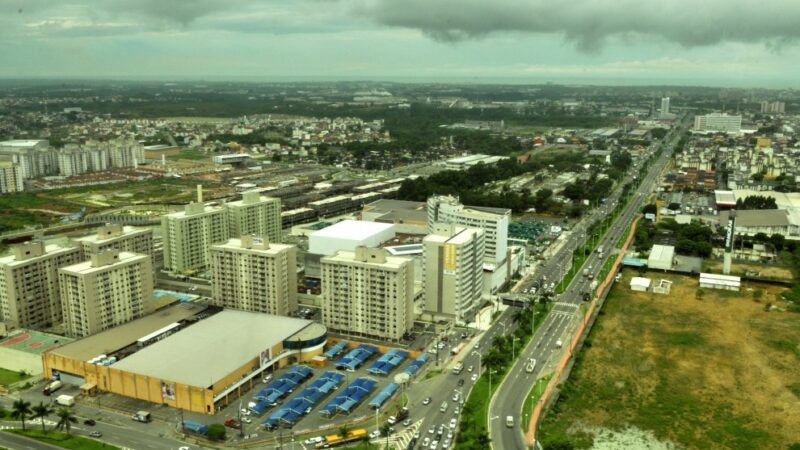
<box><xmin>354</xmin><ymin>0</ymin><xmax>800</xmax><ymax>51</ymax></box>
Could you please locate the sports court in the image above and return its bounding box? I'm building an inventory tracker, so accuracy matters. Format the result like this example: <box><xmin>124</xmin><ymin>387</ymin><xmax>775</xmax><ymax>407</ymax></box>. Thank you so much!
<box><xmin>0</xmin><ymin>330</ymin><xmax>70</xmax><ymax>355</ymax></box>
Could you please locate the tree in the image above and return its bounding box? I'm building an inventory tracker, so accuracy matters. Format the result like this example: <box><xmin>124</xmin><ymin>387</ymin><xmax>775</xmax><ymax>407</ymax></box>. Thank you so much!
<box><xmin>769</xmin><ymin>233</ymin><xmax>786</xmax><ymax>251</ymax></box>
<box><xmin>696</xmin><ymin>289</ymin><xmax>705</xmax><ymax>301</ymax></box>
<box><xmin>54</xmin><ymin>407</ymin><xmax>77</xmax><ymax>435</ymax></box>
<box><xmin>380</xmin><ymin>422</ymin><xmax>393</xmax><ymax>448</ymax></box>
<box><xmin>338</xmin><ymin>423</ymin><xmax>351</xmax><ymax>440</ymax></box>
<box><xmin>11</xmin><ymin>399</ymin><xmax>32</xmax><ymax>431</ymax></box>
<box><xmin>207</xmin><ymin>423</ymin><xmax>226</xmax><ymax>441</ymax></box>
<box><xmin>31</xmin><ymin>401</ymin><xmax>53</xmax><ymax>433</ymax></box>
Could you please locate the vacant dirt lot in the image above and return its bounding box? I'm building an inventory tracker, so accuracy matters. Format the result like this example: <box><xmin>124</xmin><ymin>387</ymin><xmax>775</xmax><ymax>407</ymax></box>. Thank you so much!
<box><xmin>537</xmin><ymin>271</ymin><xmax>800</xmax><ymax>450</ymax></box>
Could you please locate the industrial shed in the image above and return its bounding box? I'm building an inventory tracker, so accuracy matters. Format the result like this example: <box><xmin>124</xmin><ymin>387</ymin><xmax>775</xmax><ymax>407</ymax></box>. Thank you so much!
<box><xmin>699</xmin><ymin>273</ymin><xmax>741</xmax><ymax>291</ymax></box>
<box><xmin>648</xmin><ymin>245</ymin><xmax>675</xmax><ymax>271</ymax></box>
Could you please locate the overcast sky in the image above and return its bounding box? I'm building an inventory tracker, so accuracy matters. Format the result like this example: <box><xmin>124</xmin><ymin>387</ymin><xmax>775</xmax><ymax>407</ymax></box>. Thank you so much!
<box><xmin>1</xmin><ymin>0</ymin><xmax>799</xmax><ymax>87</ymax></box>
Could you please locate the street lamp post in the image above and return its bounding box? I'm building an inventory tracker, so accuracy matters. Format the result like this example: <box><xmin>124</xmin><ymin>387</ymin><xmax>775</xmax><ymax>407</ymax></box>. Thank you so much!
<box><xmin>512</xmin><ymin>337</ymin><xmax>520</xmax><ymax>361</ymax></box>
<box><xmin>488</xmin><ymin>369</ymin><xmax>497</xmax><ymax>402</ymax></box>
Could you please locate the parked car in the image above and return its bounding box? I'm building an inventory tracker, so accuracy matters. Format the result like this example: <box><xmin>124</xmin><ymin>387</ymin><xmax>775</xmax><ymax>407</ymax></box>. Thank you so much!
<box><xmin>402</xmin><ymin>419</ymin><xmax>412</xmax><ymax>427</ymax></box>
<box><xmin>83</xmin><ymin>419</ymin><xmax>96</xmax><ymax>426</ymax></box>
<box><xmin>387</xmin><ymin>416</ymin><xmax>397</xmax><ymax>425</ymax></box>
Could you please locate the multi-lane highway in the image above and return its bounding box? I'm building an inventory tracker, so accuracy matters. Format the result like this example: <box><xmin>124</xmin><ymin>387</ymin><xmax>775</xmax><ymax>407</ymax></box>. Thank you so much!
<box><xmin>488</xmin><ymin>122</ymin><xmax>686</xmax><ymax>450</ymax></box>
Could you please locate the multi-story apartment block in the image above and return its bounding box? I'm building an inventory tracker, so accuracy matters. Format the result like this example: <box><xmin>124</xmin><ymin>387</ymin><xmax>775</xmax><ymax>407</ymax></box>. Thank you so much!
<box><xmin>209</xmin><ymin>236</ymin><xmax>297</xmax><ymax>316</ymax></box>
<box><xmin>161</xmin><ymin>203</ymin><xmax>228</xmax><ymax>274</ymax></box>
<box><xmin>225</xmin><ymin>191</ymin><xmax>282</xmax><ymax>243</ymax></box>
<box><xmin>321</xmin><ymin>247</ymin><xmax>413</xmax><ymax>342</ymax></box>
<box><xmin>0</xmin><ymin>140</ymin><xmax>58</xmax><ymax>179</ymax></box>
<box><xmin>0</xmin><ymin>159</ymin><xmax>24</xmax><ymax>193</ymax></box>
<box><xmin>0</xmin><ymin>242</ymin><xmax>82</xmax><ymax>329</ymax></box>
<box><xmin>427</xmin><ymin>195</ymin><xmax>510</xmax><ymax>293</ymax></box>
<box><xmin>423</xmin><ymin>223</ymin><xmax>485</xmax><ymax>323</ymax></box>
<box><xmin>75</xmin><ymin>224</ymin><xmax>154</xmax><ymax>267</ymax></box>
<box><xmin>59</xmin><ymin>250</ymin><xmax>154</xmax><ymax>338</ymax></box>
<box><xmin>693</xmin><ymin>113</ymin><xmax>742</xmax><ymax>133</ymax></box>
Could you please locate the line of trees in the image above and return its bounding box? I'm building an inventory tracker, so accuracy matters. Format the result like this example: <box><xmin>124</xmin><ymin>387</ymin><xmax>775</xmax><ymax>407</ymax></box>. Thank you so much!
<box><xmin>8</xmin><ymin>399</ymin><xmax>77</xmax><ymax>435</ymax></box>
<box><xmin>735</xmin><ymin>195</ymin><xmax>777</xmax><ymax>210</ymax></box>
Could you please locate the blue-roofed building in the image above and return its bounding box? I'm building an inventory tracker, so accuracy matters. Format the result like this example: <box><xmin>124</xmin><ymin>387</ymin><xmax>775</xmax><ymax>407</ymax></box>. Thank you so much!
<box><xmin>368</xmin><ymin>383</ymin><xmax>399</xmax><ymax>409</ymax></box>
<box><xmin>262</xmin><ymin>371</ymin><xmax>345</xmax><ymax>429</ymax></box>
<box><xmin>324</xmin><ymin>341</ymin><xmax>348</xmax><ymax>359</ymax></box>
<box><xmin>335</xmin><ymin>344</ymin><xmax>378</xmax><ymax>372</ymax></box>
<box><xmin>367</xmin><ymin>349</ymin><xmax>408</xmax><ymax>376</ymax></box>
<box><xmin>403</xmin><ymin>353</ymin><xmax>429</xmax><ymax>377</ymax></box>
<box><xmin>319</xmin><ymin>377</ymin><xmax>377</xmax><ymax>417</ymax></box>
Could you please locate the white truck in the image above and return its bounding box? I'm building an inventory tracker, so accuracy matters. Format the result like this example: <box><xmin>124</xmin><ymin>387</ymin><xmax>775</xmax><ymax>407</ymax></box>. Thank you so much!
<box><xmin>43</xmin><ymin>380</ymin><xmax>63</xmax><ymax>396</ymax></box>
<box><xmin>55</xmin><ymin>395</ymin><xmax>74</xmax><ymax>407</ymax></box>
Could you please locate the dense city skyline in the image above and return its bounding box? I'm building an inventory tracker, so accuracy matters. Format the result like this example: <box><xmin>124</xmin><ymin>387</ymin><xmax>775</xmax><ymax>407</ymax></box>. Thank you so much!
<box><xmin>2</xmin><ymin>0</ymin><xmax>800</xmax><ymax>87</ymax></box>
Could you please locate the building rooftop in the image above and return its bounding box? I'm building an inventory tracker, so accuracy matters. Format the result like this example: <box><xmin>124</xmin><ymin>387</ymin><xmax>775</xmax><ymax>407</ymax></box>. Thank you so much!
<box><xmin>720</xmin><ymin>209</ymin><xmax>791</xmax><ymax>227</ymax></box>
<box><xmin>212</xmin><ymin>238</ymin><xmax>294</xmax><ymax>255</ymax></box>
<box><xmin>60</xmin><ymin>251</ymin><xmax>146</xmax><ymax>275</ymax></box>
<box><xmin>0</xmin><ymin>244</ymin><xmax>78</xmax><ymax>268</ymax></box>
<box><xmin>0</xmin><ymin>140</ymin><xmax>48</xmax><ymax>148</ymax></box>
<box><xmin>310</xmin><ymin>220</ymin><xmax>394</xmax><ymax>240</ymax></box>
<box><xmin>112</xmin><ymin>309</ymin><xmax>313</xmax><ymax>387</ymax></box>
<box><xmin>648</xmin><ymin>245</ymin><xmax>675</xmax><ymax>262</ymax></box>
<box><xmin>323</xmin><ymin>249</ymin><xmax>411</xmax><ymax>270</ymax></box>
<box><xmin>74</xmin><ymin>226</ymin><xmax>149</xmax><ymax>244</ymax></box>
<box><xmin>47</xmin><ymin>303</ymin><xmax>207</xmax><ymax>362</ymax></box>
<box><xmin>363</xmin><ymin>199</ymin><xmax>426</xmax><ymax>214</ymax></box>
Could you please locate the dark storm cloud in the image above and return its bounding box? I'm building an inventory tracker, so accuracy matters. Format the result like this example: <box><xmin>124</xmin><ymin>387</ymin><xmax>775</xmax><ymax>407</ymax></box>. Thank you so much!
<box><xmin>355</xmin><ymin>0</ymin><xmax>800</xmax><ymax>51</ymax></box>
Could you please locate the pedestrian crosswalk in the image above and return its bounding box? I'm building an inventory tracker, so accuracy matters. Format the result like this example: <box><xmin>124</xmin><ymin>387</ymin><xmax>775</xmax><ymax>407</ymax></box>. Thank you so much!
<box><xmin>373</xmin><ymin>419</ymin><xmax>423</xmax><ymax>450</ymax></box>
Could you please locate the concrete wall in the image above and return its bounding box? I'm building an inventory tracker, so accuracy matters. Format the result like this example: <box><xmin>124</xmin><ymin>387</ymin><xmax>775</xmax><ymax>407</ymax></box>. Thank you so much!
<box><xmin>0</xmin><ymin>347</ymin><xmax>43</xmax><ymax>375</ymax></box>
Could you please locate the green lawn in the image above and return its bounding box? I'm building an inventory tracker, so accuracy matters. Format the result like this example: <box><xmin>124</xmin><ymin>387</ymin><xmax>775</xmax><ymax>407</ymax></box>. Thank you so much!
<box><xmin>6</xmin><ymin>429</ymin><xmax>120</xmax><ymax>450</ymax></box>
<box><xmin>0</xmin><ymin>368</ymin><xmax>30</xmax><ymax>386</ymax></box>
<box><xmin>521</xmin><ymin>374</ymin><xmax>551</xmax><ymax>427</ymax></box>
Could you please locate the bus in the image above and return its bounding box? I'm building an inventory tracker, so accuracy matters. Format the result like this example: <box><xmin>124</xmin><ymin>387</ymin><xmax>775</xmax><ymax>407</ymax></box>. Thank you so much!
<box><xmin>315</xmin><ymin>428</ymin><xmax>367</xmax><ymax>448</ymax></box>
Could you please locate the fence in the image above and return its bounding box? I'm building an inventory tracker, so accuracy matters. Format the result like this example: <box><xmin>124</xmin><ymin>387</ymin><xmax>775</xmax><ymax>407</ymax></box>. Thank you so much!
<box><xmin>525</xmin><ymin>215</ymin><xmax>642</xmax><ymax>447</ymax></box>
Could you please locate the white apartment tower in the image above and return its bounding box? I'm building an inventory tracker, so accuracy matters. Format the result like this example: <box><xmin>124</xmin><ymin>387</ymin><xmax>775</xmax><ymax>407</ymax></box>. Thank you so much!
<box><xmin>59</xmin><ymin>250</ymin><xmax>154</xmax><ymax>338</ymax></box>
<box><xmin>75</xmin><ymin>224</ymin><xmax>155</xmax><ymax>267</ymax></box>
<box><xmin>225</xmin><ymin>191</ymin><xmax>282</xmax><ymax>243</ymax></box>
<box><xmin>321</xmin><ymin>247</ymin><xmax>413</xmax><ymax>342</ymax></box>
<box><xmin>209</xmin><ymin>236</ymin><xmax>297</xmax><ymax>316</ymax></box>
<box><xmin>660</xmin><ymin>97</ymin><xmax>670</xmax><ymax>116</ymax></box>
<box><xmin>426</xmin><ymin>195</ymin><xmax>509</xmax><ymax>268</ymax></box>
<box><xmin>161</xmin><ymin>202</ymin><xmax>228</xmax><ymax>274</ymax></box>
<box><xmin>0</xmin><ymin>242</ymin><xmax>82</xmax><ymax>329</ymax></box>
<box><xmin>423</xmin><ymin>223</ymin><xmax>485</xmax><ymax>323</ymax></box>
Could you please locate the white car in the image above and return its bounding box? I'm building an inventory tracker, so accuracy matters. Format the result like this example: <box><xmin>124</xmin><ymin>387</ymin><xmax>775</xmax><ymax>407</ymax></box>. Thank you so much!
<box><xmin>466</xmin><ymin>366</ymin><xmax>473</xmax><ymax>373</ymax></box>
<box><xmin>556</xmin><ymin>339</ymin><xmax>563</xmax><ymax>348</ymax></box>
<box><xmin>262</xmin><ymin>374</ymin><xmax>273</xmax><ymax>383</ymax></box>
<box><xmin>242</xmin><ymin>417</ymin><xmax>252</xmax><ymax>424</ymax></box>
<box><xmin>471</xmin><ymin>374</ymin><xmax>478</xmax><ymax>382</ymax></box>
<box><xmin>430</xmin><ymin>440</ymin><xmax>439</xmax><ymax>450</ymax></box>
<box><xmin>449</xmin><ymin>418</ymin><xmax>457</xmax><ymax>429</ymax></box>
<box><xmin>387</xmin><ymin>416</ymin><xmax>397</xmax><ymax>425</ymax></box>
<box><xmin>369</xmin><ymin>430</ymin><xmax>380</xmax><ymax>439</ymax></box>
<box><xmin>305</xmin><ymin>436</ymin><xmax>325</xmax><ymax>445</ymax></box>
<box><xmin>422</xmin><ymin>437</ymin><xmax>431</xmax><ymax>447</ymax></box>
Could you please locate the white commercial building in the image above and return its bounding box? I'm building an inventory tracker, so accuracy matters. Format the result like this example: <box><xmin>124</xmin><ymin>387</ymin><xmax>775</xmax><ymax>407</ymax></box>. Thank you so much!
<box><xmin>59</xmin><ymin>250</ymin><xmax>154</xmax><ymax>338</ymax></box>
<box><xmin>423</xmin><ymin>223</ymin><xmax>485</xmax><ymax>323</ymax></box>
<box><xmin>225</xmin><ymin>191</ymin><xmax>282</xmax><ymax>243</ymax></box>
<box><xmin>648</xmin><ymin>245</ymin><xmax>675</xmax><ymax>271</ymax></box>
<box><xmin>693</xmin><ymin>113</ymin><xmax>742</xmax><ymax>133</ymax></box>
<box><xmin>308</xmin><ymin>220</ymin><xmax>395</xmax><ymax>256</ymax></box>
<box><xmin>321</xmin><ymin>247</ymin><xmax>413</xmax><ymax>342</ymax></box>
<box><xmin>161</xmin><ymin>203</ymin><xmax>229</xmax><ymax>274</ymax></box>
<box><xmin>209</xmin><ymin>236</ymin><xmax>297</xmax><ymax>316</ymax></box>
<box><xmin>0</xmin><ymin>242</ymin><xmax>83</xmax><ymax>330</ymax></box>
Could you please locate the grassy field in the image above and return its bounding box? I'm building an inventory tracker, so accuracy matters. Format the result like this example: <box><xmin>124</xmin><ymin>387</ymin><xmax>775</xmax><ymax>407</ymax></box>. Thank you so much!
<box><xmin>521</xmin><ymin>374</ymin><xmax>551</xmax><ymax>427</ymax></box>
<box><xmin>537</xmin><ymin>271</ymin><xmax>800</xmax><ymax>450</ymax></box>
<box><xmin>6</xmin><ymin>430</ymin><xmax>120</xmax><ymax>450</ymax></box>
<box><xmin>0</xmin><ymin>368</ymin><xmax>29</xmax><ymax>386</ymax></box>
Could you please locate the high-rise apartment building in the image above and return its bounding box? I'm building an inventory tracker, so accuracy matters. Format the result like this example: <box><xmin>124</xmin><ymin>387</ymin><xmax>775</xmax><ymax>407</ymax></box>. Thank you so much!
<box><xmin>161</xmin><ymin>203</ymin><xmax>228</xmax><ymax>274</ymax></box>
<box><xmin>75</xmin><ymin>224</ymin><xmax>154</xmax><ymax>266</ymax></box>
<box><xmin>225</xmin><ymin>191</ymin><xmax>282</xmax><ymax>243</ymax></box>
<box><xmin>59</xmin><ymin>250</ymin><xmax>154</xmax><ymax>338</ymax></box>
<box><xmin>423</xmin><ymin>223</ymin><xmax>484</xmax><ymax>323</ymax></box>
<box><xmin>693</xmin><ymin>113</ymin><xmax>742</xmax><ymax>133</ymax></box>
<box><xmin>426</xmin><ymin>195</ymin><xmax>510</xmax><ymax>268</ymax></box>
<box><xmin>0</xmin><ymin>242</ymin><xmax>82</xmax><ymax>329</ymax></box>
<box><xmin>660</xmin><ymin>97</ymin><xmax>670</xmax><ymax>116</ymax></box>
<box><xmin>321</xmin><ymin>247</ymin><xmax>413</xmax><ymax>342</ymax></box>
<box><xmin>209</xmin><ymin>236</ymin><xmax>297</xmax><ymax>316</ymax></box>
<box><xmin>0</xmin><ymin>159</ymin><xmax>24</xmax><ymax>193</ymax></box>
<box><xmin>0</xmin><ymin>140</ymin><xmax>57</xmax><ymax>179</ymax></box>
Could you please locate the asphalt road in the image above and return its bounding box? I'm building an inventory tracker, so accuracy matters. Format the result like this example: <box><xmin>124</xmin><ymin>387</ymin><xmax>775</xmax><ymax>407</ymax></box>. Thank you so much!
<box><xmin>0</xmin><ymin>429</ymin><xmax>64</xmax><ymax>450</ymax></box>
<box><xmin>488</xmin><ymin>121</ymin><xmax>687</xmax><ymax>450</ymax></box>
